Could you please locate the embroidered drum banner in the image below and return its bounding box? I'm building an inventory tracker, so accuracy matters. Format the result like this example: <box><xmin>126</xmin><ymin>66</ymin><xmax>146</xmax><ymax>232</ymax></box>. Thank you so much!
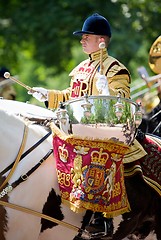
<box><xmin>52</xmin><ymin>124</ymin><xmax>130</xmax><ymax>218</ymax></box>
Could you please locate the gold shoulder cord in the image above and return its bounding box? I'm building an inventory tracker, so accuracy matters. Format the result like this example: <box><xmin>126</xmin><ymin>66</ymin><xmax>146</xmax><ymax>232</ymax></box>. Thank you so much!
<box><xmin>88</xmin><ymin>62</ymin><xmax>100</xmax><ymax>95</ymax></box>
<box><xmin>88</xmin><ymin>56</ymin><xmax>109</xmax><ymax>95</ymax></box>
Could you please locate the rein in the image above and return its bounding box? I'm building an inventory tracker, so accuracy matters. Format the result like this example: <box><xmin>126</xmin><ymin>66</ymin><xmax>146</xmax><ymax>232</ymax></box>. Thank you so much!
<box><xmin>0</xmin><ymin>124</ymin><xmax>28</xmax><ymax>190</ymax></box>
<box><xmin>0</xmin><ymin>199</ymin><xmax>80</xmax><ymax>232</ymax></box>
<box><xmin>0</xmin><ymin>149</ymin><xmax>53</xmax><ymax>198</ymax></box>
<box><xmin>12</xmin><ymin>149</ymin><xmax>53</xmax><ymax>188</ymax></box>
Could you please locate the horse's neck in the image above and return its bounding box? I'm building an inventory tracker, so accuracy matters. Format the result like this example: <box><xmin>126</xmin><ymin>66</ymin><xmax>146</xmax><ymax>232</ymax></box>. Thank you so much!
<box><xmin>0</xmin><ymin>110</ymin><xmax>53</xmax><ymax>174</ymax></box>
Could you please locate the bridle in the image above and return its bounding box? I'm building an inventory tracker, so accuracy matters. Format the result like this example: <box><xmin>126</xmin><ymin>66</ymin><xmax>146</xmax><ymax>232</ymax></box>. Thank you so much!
<box><xmin>0</xmin><ymin>126</ymin><xmax>52</xmax><ymax>177</ymax></box>
<box><xmin>0</xmin><ymin>121</ymin><xmax>81</xmax><ymax>233</ymax></box>
<box><xmin>0</xmin><ymin>122</ymin><xmax>53</xmax><ymax>193</ymax></box>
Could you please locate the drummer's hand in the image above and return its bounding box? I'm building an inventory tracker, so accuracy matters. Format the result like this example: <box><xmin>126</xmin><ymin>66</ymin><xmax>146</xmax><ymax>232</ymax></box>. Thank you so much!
<box><xmin>28</xmin><ymin>87</ymin><xmax>48</xmax><ymax>102</ymax></box>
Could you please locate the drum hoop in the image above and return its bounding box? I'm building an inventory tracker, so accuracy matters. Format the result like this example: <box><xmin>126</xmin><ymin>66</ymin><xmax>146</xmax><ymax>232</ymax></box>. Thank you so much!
<box><xmin>65</xmin><ymin>95</ymin><xmax>138</xmax><ymax>107</ymax></box>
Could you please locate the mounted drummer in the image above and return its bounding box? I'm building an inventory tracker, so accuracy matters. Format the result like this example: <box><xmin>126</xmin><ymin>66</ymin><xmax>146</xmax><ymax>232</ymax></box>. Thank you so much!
<box><xmin>0</xmin><ymin>67</ymin><xmax>16</xmax><ymax>100</ymax></box>
<box><xmin>28</xmin><ymin>13</ymin><xmax>131</xmax><ymax>107</ymax></box>
<box><xmin>28</xmin><ymin>13</ymin><xmax>147</xmax><ymax>239</ymax></box>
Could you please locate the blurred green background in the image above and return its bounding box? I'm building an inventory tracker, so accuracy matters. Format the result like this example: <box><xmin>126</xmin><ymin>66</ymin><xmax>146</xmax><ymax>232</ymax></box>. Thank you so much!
<box><xmin>0</xmin><ymin>0</ymin><xmax>161</xmax><ymax>107</ymax></box>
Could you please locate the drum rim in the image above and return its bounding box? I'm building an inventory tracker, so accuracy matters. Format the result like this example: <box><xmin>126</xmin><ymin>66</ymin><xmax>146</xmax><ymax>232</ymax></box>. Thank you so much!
<box><xmin>64</xmin><ymin>95</ymin><xmax>138</xmax><ymax>107</ymax></box>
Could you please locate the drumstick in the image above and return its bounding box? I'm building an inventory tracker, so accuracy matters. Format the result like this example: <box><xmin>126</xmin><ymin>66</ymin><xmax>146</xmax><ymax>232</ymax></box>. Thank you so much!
<box><xmin>4</xmin><ymin>72</ymin><xmax>46</xmax><ymax>99</ymax></box>
<box><xmin>4</xmin><ymin>72</ymin><xmax>33</xmax><ymax>91</ymax></box>
<box><xmin>99</xmin><ymin>41</ymin><xmax>105</xmax><ymax>75</ymax></box>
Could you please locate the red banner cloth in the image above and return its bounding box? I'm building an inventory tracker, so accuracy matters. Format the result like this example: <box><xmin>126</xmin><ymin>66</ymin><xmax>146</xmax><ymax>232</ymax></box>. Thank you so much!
<box><xmin>53</xmin><ymin>132</ymin><xmax>130</xmax><ymax>218</ymax></box>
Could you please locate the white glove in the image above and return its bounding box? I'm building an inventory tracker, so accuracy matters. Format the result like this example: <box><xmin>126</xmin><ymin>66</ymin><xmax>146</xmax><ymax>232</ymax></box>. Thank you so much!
<box><xmin>96</xmin><ymin>75</ymin><xmax>110</xmax><ymax>95</ymax></box>
<box><xmin>28</xmin><ymin>87</ymin><xmax>48</xmax><ymax>102</ymax></box>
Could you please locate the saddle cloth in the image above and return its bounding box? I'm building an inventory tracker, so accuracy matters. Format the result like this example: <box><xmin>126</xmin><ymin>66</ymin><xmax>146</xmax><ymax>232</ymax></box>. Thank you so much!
<box><xmin>124</xmin><ymin>134</ymin><xmax>161</xmax><ymax>196</ymax></box>
<box><xmin>123</xmin><ymin>139</ymin><xmax>147</xmax><ymax>164</ymax></box>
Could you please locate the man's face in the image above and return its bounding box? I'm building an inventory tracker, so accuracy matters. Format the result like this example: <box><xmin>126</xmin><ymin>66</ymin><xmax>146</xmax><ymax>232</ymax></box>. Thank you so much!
<box><xmin>80</xmin><ymin>34</ymin><xmax>101</xmax><ymax>54</ymax></box>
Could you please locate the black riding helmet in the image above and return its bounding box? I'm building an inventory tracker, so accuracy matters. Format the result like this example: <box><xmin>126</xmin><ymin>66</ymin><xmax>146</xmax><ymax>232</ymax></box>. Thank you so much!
<box><xmin>73</xmin><ymin>13</ymin><xmax>111</xmax><ymax>37</ymax></box>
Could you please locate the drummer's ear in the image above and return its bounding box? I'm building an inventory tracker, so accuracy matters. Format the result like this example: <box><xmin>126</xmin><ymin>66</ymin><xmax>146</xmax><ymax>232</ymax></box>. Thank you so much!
<box><xmin>98</xmin><ymin>36</ymin><xmax>104</xmax><ymax>43</ymax></box>
<box><xmin>100</xmin><ymin>36</ymin><xmax>110</xmax><ymax>48</ymax></box>
<box><xmin>100</xmin><ymin>37</ymin><xmax>105</xmax><ymax>42</ymax></box>
<box><xmin>98</xmin><ymin>36</ymin><xmax>109</xmax><ymax>48</ymax></box>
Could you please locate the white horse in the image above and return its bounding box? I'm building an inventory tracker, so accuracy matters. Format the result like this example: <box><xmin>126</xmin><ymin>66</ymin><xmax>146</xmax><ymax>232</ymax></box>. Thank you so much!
<box><xmin>0</xmin><ymin>100</ymin><xmax>84</xmax><ymax>240</ymax></box>
<box><xmin>1</xmin><ymin>100</ymin><xmax>158</xmax><ymax>240</ymax></box>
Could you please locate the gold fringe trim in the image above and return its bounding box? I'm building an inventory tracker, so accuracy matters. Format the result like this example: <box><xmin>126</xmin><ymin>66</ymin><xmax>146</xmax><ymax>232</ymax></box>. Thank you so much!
<box><xmin>62</xmin><ymin>199</ymin><xmax>85</xmax><ymax>214</ymax></box>
<box><xmin>103</xmin><ymin>205</ymin><xmax>131</xmax><ymax>218</ymax></box>
<box><xmin>61</xmin><ymin>198</ymin><xmax>130</xmax><ymax>218</ymax></box>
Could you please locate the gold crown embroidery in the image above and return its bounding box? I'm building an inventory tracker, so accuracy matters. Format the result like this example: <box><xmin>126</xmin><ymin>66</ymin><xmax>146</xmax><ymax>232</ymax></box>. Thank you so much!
<box><xmin>58</xmin><ymin>144</ymin><xmax>68</xmax><ymax>162</ymax></box>
<box><xmin>91</xmin><ymin>148</ymin><xmax>109</xmax><ymax>166</ymax></box>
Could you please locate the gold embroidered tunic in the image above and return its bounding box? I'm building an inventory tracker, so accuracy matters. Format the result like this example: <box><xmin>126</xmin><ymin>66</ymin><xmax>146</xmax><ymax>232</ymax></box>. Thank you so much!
<box><xmin>48</xmin><ymin>49</ymin><xmax>147</xmax><ymax>162</ymax></box>
<box><xmin>48</xmin><ymin>49</ymin><xmax>131</xmax><ymax>109</ymax></box>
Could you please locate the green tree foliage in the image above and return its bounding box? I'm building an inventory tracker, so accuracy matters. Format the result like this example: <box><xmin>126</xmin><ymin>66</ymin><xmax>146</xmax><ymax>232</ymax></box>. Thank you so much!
<box><xmin>0</xmin><ymin>0</ymin><xmax>161</xmax><ymax>103</ymax></box>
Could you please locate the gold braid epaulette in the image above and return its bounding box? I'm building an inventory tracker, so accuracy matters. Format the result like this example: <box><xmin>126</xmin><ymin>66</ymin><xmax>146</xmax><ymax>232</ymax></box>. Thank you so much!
<box><xmin>48</xmin><ymin>89</ymin><xmax>70</xmax><ymax>109</ymax></box>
